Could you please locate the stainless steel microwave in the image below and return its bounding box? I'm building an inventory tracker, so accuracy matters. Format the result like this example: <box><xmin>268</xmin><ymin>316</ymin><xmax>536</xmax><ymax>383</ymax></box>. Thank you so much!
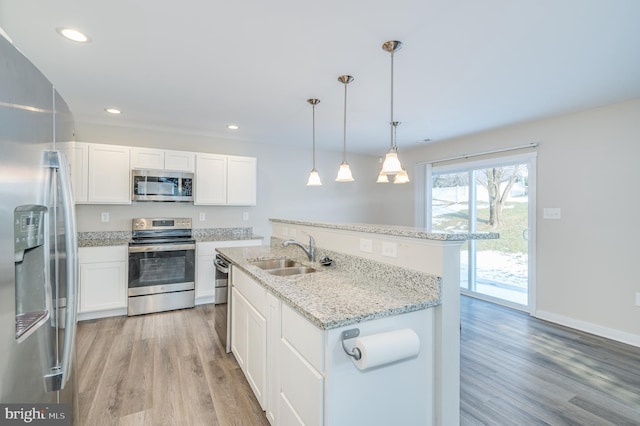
<box><xmin>131</xmin><ymin>169</ymin><xmax>194</xmax><ymax>202</ymax></box>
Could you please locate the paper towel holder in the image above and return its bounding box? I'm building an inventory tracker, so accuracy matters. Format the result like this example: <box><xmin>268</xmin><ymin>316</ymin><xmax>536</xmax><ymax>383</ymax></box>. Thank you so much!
<box><xmin>341</xmin><ymin>328</ymin><xmax>362</xmax><ymax>360</ymax></box>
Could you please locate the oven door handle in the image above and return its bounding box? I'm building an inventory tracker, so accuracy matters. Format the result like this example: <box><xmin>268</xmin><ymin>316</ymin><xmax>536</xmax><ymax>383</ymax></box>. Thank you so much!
<box><xmin>129</xmin><ymin>243</ymin><xmax>196</xmax><ymax>253</ymax></box>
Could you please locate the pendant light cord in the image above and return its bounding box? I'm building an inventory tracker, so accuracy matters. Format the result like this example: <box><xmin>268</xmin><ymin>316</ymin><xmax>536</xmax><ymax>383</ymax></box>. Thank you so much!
<box><xmin>312</xmin><ymin>103</ymin><xmax>317</xmax><ymax>168</ymax></box>
<box><xmin>390</xmin><ymin>49</ymin><xmax>395</xmax><ymax>149</ymax></box>
<box><xmin>343</xmin><ymin>81</ymin><xmax>348</xmax><ymax>162</ymax></box>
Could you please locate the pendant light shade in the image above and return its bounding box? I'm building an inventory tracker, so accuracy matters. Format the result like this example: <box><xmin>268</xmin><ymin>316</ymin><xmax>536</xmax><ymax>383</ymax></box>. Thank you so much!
<box><xmin>336</xmin><ymin>75</ymin><xmax>354</xmax><ymax>182</ymax></box>
<box><xmin>378</xmin><ymin>40</ymin><xmax>409</xmax><ymax>182</ymax></box>
<box><xmin>376</xmin><ymin>170</ymin><xmax>390</xmax><ymax>183</ymax></box>
<box><xmin>393</xmin><ymin>167</ymin><xmax>410</xmax><ymax>184</ymax></box>
<box><xmin>306</xmin><ymin>98</ymin><xmax>322</xmax><ymax>186</ymax></box>
<box><xmin>307</xmin><ymin>169</ymin><xmax>322</xmax><ymax>186</ymax></box>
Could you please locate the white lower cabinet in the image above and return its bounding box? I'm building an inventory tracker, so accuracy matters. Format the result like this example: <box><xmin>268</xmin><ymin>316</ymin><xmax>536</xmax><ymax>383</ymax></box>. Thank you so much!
<box><xmin>78</xmin><ymin>246</ymin><xmax>127</xmax><ymax>320</ymax></box>
<box><xmin>229</xmin><ymin>267</ymin><xmax>434</xmax><ymax>426</ymax></box>
<box><xmin>231</xmin><ymin>268</ymin><xmax>267</xmax><ymax>409</ymax></box>
<box><xmin>266</xmin><ymin>293</ymin><xmax>281</xmax><ymax>425</ymax></box>
<box><xmin>278</xmin><ymin>304</ymin><xmax>324</xmax><ymax>426</ymax></box>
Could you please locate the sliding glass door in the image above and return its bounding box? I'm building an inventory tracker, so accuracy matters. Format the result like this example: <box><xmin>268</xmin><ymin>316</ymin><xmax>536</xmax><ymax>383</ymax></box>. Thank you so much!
<box><xmin>430</xmin><ymin>154</ymin><xmax>535</xmax><ymax>308</ymax></box>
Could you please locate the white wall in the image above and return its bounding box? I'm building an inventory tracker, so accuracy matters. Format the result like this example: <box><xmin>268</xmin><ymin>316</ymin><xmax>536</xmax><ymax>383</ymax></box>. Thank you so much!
<box><xmin>400</xmin><ymin>98</ymin><xmax>640</xmax><ymax>345</ymax></box>
<box><xmin>74</xmin><ymin>123</ymin><xmax>409</xmax><ymax>238</ymax></box>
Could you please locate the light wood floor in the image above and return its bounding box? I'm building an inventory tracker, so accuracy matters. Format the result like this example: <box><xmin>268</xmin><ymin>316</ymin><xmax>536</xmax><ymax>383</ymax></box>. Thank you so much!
<box><xmin>77</xmin><ymin>298</ymin><xmax>640</xmax><ymax>425</ymax></box>
<box><xmin>76</xmin><ymin>304</ymin><xmax>269</xmax><ymax>426</ymax></box>
<box><xmin>461</xmin><ymin>296</ymin><xmax>640</xmax><ymax>425</ymax></box>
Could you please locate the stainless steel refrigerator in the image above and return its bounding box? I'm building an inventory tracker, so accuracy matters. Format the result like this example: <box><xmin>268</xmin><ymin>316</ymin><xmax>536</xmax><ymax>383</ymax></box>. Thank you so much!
<box><xmin>0</xmin><ymin>32</ymin><xmax>79</xmax><ymax>422</ymax></box>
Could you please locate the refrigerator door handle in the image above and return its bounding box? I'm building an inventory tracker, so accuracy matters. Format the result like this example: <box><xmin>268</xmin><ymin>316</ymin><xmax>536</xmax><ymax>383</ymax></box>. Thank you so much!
<box><xmin>44</xmin><ymin>151</ymin><xmax>78</xmax><ymax>391</ymax></box>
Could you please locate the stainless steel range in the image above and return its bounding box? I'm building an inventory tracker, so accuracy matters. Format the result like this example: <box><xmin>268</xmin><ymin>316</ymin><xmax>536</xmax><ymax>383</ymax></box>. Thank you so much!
<box><xmin>128</xmin><ymin>218</ymin><xmax>196</xmax><ymax>316</ymax></box>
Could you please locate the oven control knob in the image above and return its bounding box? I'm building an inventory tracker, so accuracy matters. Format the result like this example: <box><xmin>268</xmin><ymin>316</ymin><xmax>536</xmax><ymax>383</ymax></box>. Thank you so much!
<box><xmin>135</xmin><ymin>220</ymin><xmax>145</xmax><ymax>228</ymax></box>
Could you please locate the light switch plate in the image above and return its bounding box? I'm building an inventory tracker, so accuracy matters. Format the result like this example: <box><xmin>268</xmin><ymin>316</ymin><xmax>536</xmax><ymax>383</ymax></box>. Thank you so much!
<box><xmin>100</xmin><ymin>212</ymin><xmax>109</xmax><ymax>223</ymax></box>
<box><xmin>381</xmin><ymin>241</ymin><xmax>398</xmax><ymax>258</ymax></box>
<box><xmin>243</xmin><ymin>212</ymin><xmax>249</xmax><ymax>221</ymax></box>
<box><xmin>543</xmin><ymin>208</ymin><xmax>562</xmax><ymax>219</ymax></box>
<box><xmin>359</xmin><ymin>238</ymin><xmax>373</xmax><ymax>253</ymax></box>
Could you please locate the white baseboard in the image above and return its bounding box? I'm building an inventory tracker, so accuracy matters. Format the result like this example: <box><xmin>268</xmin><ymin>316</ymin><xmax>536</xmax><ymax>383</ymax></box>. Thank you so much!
<box><xmin>534</xmin><ymin>310</ymin><xmax>640</xmax><ymax>348</ymax></box>
<box><xmin>78</xmin><ymin>307</ymin><xmax>127</xmax><ymax>321</ymax></box>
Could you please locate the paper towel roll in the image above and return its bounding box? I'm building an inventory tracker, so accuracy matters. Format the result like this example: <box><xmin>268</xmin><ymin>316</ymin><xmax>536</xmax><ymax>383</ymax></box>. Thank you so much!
<box><xmin>351</xmin><ymin>328</ymin><xmax>420</xmax><ymax>370</ymax></box>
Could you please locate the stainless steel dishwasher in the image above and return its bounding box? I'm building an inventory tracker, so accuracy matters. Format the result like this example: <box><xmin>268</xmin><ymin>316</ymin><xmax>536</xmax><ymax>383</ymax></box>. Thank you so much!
<box><xmin>214</xmin><ymin>255</ymin><xmax>231</xmax><ymax>353</ymax></box>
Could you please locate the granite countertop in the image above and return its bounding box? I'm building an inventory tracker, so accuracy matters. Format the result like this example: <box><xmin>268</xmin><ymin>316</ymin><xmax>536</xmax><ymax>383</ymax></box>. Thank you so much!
<box><xmin>216</xmin><ymin>244</ymin><xmax>441</xmax><ymax>330</ymax></box>
<box><xmin>77</xmin><ymin>228</ymin><xmax>263</xmax><ymax>248</ymax></box>
<box><xmin>270</xmin><ymin>218</ymin><xmax>499</xmax><ymax>241</ymax></box>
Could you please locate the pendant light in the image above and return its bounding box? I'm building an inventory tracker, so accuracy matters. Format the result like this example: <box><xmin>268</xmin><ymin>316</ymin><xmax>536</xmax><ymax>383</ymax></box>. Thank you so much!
<box><xmin>379</xmin><ymin>40</ymin><xmax>407</xmax><ymax>179</ymax></box>
<box><xmin>306</xmin><ymin>98</ymin><xmax>322</xmax><ymax>186</ymax></box>
<box><xmin>336</xmin><ymin>75</ymin><xmax>355</xmax><ymax>182</ymax></box>
<box><xmin>390</xmin><ymin>122</ymin><xmax>410</xmax><ymax>184</ymax></box>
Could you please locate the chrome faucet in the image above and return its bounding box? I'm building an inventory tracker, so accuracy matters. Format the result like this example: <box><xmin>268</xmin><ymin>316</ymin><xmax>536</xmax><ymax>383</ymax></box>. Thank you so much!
<box><xmin>283</xmin><ymin>235</ymin><xmax>316</xmax><ymax>262</ymax></box>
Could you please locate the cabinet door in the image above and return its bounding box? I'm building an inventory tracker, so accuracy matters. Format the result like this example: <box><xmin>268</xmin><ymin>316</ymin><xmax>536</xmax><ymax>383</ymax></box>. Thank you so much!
<box><xmin>227</xmin><ymin>155</ymin><xmax>257</xmax><ymax>206</ymax></box>
<box><xmin>246</xmin><ymin>299</ymin><xmax>267</xmax><ymax>409</ymax></box>
<box><xmin>58</xmin><ymin>141</ymin><xmax>88</xmax><ymax>203</ymax></box>
<box><xmin>195</xmin><ymin>153</ymin><xmax>227</xmax><ymax>204</ymax></box>
<box><xmin>195</xmin><ymin>254</ymin><xmax>215</xmax><ymax>300</ymax></box>
<box><xmin>130</xmin><ymin>147</ymin><xmax>164</xmax><ymax>169</ymax></box>
<box><xmin>266</xmin><ymin>293</ymin><xmax>281</xmax><ymax>424</ymax></box>
<box><xmin>165</xmin><ymin>150</ymin><xmax>195</xmax><ymax>172</ymax></box>
<box><xmin>79</xmin><ymin>261</ymin><xmax>127</xmax><ymax>313</ymax></box>
<box><xmin>88</xmin><ymin>144</ymin><xmax>131</xmax><ymax>203</ymax></box>
<box><xmin>279</xmin><ymin>339</ymin><xmax>323</xmax><ymax>426</ymax></box>
<box><xmin>231</xmin><ymin>287</ymin><xmax>247</xmax><ymax>370</ymax></box>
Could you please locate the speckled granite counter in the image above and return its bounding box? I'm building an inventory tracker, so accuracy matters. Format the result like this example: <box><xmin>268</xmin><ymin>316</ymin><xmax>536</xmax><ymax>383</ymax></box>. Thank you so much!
<box><xmin>193</xmin><ymin>227</ymin><xmax>263</xmax><ymax>243</ymax></box>
<box><xmin>77</xmin><ymin>231</ymin><xmax>130</xmax><ymax>247</ymax></box>
<box><xmin>270</xmin><ymin>218</ymin><xmax>499</xmax><ymax>241</ymax></box>
<box><xmin>217</xmin><ymin>242</ymin><xmax>441</xmax><ymax>330</ymax></box>
<box><xmin>77</xmin><ymin>228</ymin><xmax>262</xmax><ymax>247</ymax></box>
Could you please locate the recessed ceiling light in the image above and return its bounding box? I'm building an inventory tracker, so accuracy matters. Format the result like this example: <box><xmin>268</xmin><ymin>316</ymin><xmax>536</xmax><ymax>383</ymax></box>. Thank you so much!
<box><xmin>105</xmin><ymin>108</ymin><xmax>121</xmax><ymax>114</ymax></box>
<box><xmin>56</xmin><ymin>27</ymin><xmax>91</xmax><ymax>43</ymax></box>
<box><xmin>227</xmin><ymin>124</ymin><xmax>239</xmax><ymax>130</ymax></box>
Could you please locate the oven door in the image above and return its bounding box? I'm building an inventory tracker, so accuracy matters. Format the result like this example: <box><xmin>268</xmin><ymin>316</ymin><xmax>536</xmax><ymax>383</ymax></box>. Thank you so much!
<box><xmin>128</xmin><ymin>243</ymin><xmax>195</xmax><ymax>296</ymax></box>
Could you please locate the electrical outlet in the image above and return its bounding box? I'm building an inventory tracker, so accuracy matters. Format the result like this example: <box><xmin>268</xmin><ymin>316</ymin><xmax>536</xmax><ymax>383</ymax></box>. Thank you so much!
<box><xmin>243</xmin><ymin>212</ymin><xmax>249</xmax><ymax>221</ymax></box>
<box><xmin>199</xmin><ymin>212</ymin><xmax>206</xmax><ymax>221</ymax></box>
<box><xmin>381</xmin><ymin>241</ymin><xmax>398</xmax><ymax>258</ymax></box>
<box><xmin>282</xmin><ymin>227</ymin><xmax>288</xmax><ymax>236</ymax></box>
<box><xmin>636</xmin><ymin>292</ymin><xmax>640</xmax><ymax>307</ymax></box>
<box><xmin>100</xmin><ymin>212</ymin><xmax>109</xmax><ymax>223</ymax></box>
<box><xmin>543</xmin><ymin>208</ymin><xmax>561</xmax><ymax>220</ymax></box>
<box><xmin>290</xmin><ymin>228</ymin><xmax>297</xmax><ymax>238</ymax></box>
<box><xmin>360</xmin><ymin>238</ymin><xmax>373</xmax><ymax>253</ymax></box>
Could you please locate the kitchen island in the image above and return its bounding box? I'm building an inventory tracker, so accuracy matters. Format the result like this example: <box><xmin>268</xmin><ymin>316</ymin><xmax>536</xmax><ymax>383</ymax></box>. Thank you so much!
<box><xmin>217</xmin><ymin>219</ymin><xmax>498</xmax><ymax>426</ymax></box>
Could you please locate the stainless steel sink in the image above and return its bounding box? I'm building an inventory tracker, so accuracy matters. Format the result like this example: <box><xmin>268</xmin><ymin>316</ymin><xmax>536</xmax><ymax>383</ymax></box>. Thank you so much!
<box><xmin>267</xmin><ymin>266</ymin><xmax>317</xmax><ymax>276</ymax></box>
<box><xmin>250</xmin><ymin>258</ymin><xmax>300</xmax><ymax>270</ymax></box>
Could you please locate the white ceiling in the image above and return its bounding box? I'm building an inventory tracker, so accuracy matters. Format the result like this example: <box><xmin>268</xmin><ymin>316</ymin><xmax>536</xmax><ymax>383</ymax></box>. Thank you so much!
<box><xmin>1</xmin><ymin>0</ymin><xmax>639</xmax><ymax>155</ymax></box>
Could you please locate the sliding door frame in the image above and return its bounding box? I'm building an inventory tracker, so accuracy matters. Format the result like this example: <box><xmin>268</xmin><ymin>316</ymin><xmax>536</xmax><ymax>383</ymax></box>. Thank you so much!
<box><xmin>415</xmin><ymin>152</ymin><xmax>537</xmax><ymax>314</ymax></box>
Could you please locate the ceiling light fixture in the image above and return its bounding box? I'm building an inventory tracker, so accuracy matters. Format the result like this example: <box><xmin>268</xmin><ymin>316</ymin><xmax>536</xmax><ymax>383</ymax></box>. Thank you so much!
<box><xmin>56</xmin><ymin>27</ymin><xmax>91</xmax><ymax>43</ymax></box>
<box><xmin>105</xmin><ymin>108</ymin><xmax>121</xmax><ymax>114</ymax></box>
<box><xmin>379</xmin><ymin>40</ymin><xmax>408</xmax><ymax>183</ymax></box>
<box><xmin>227</xmin><ymin>124</ymin><xmax>239</xmax><ymax>130</ymax></box>
<box><xmin>306</xmin><ymin>98</ymin><xmax>322</xmax><ymax>186</ymax></box>
<box><xmin>335</xmin><ymin>75</ymin><xmax>354</xmax><ymax>182</ymax></box>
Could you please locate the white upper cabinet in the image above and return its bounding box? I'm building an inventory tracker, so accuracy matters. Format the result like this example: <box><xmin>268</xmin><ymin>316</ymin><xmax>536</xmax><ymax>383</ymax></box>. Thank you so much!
<box><xmin>58</xmin><ymin>141</ymin><xmax>89</xmax><ymax>203</ymax></box>
<box><xmin>88</xmin><ymin>144</ymin><xmax>131</xmax><ymax>204</ymax></box>
<box><xmin>164</xmin><ymin>150</ymin><xmax>195</xmax><ymax>171</ymax></box>
<box><xmin>227</xmin><ymin>155</ymin><xmax>257</xmax><ymax>206</ymax></box>
<box><xmin>195</xmin><ymin>153</ymin><xmax>257</xmax><ymax>206</ymax></box>
<box><xmin>131</xmin><ymin>147</ymin><xmax>195</xmax><ymax>172</ymax></box>
<box><xmin>195</xmin><ymin>153</ymin><xmax>227</xmax><ymax>204</ymax></box>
